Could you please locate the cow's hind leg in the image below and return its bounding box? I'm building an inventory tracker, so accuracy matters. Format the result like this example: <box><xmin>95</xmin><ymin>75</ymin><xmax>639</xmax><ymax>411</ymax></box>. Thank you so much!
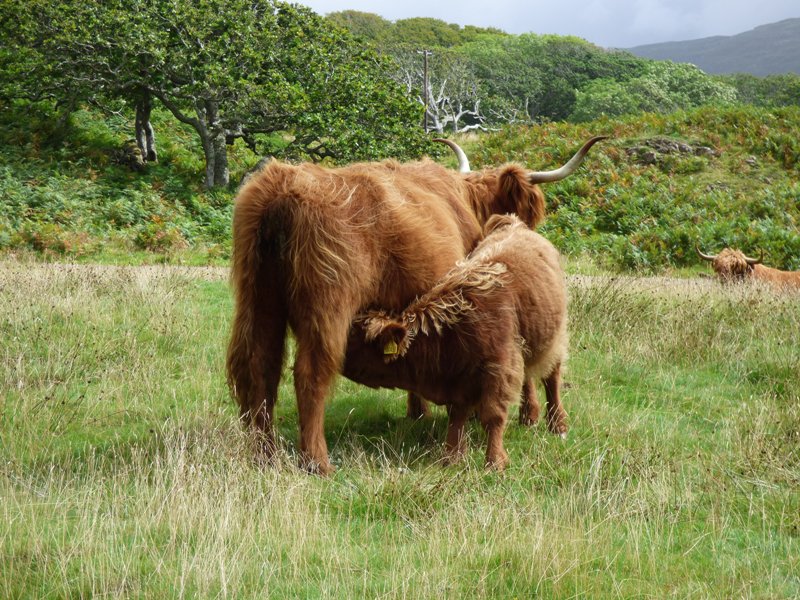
<box><xmin>406</xmin><ymin>392</ymin><xmax>430</xmax><ymax>420</ymax></box>
<box><xmin>293</xmin><ymin>313</ymin><xmax>353</xmax><ymax>476</ymax></box>
<box><xmin>230</xmin><ymin>281</ymin><xmax>287</xmax><ymax>461</ymax></box>
<box><xmin>543</xmin><ymin>362</ymin><xmax>568</xmax><ymax>437</ymax></box>
<box><xmin>519</xmin><ymin>379</ymin><xmax>541</xmax><ymax>426</ymax></box>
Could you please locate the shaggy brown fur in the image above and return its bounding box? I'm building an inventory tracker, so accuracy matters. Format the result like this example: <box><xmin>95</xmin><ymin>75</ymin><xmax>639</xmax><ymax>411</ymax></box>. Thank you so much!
<box><xmin>227</xmin><ymin>140</ymin><xmax>600</xmax><ymax>474</ymax></box>
<box><xmin>700</xmin><ymin>248</ymin><xmax>800</xmax><ymax>290</ymax></box>
<box><xmin>342</xmin><ymin>215</ymin><xmax>569</xmax><ymax>470</ymax></box>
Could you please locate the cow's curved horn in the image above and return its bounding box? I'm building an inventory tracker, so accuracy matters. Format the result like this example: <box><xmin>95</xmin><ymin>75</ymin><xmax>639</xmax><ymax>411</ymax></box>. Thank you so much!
<box><xmin>433</xmin><ymin>138</ymin><xmax>470</xmax><ymax>173</ymax></box>
<box><xmin>744</xmin><ymin>250</ymin><xmax>763</xmax><ymax>266</ymax></box>
<box><xmin>696</xmin><ymin>246</ymin><xmax>717</xmax><ymax>261</ymax></box>
<box><xmin>527</xmin><ymin>136</ymin><xmax>608</xmax><ymax>183</ymax></box>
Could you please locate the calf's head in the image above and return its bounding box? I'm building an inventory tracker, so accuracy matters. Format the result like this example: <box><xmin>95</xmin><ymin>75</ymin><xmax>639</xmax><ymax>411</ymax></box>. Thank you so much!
<box><xmin>361</xmin><ymin>313</ymin><xmax>410</xmax><ymax>363</ymax></box>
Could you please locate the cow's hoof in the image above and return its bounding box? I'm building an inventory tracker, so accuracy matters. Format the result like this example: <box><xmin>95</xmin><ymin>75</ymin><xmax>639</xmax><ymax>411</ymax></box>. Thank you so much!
<box><xmin>406</xmin><ymin>408</ymin><xmax>429</xmax><ymax>420</ymax></box>
<box><xmin>485</xmin><ymin>452</ymin><xmax>509</xmax><ymax>471</ymax></box>
<box><xmin>302</xmin><ymin>458</ymin><xmax>335</xmax><ymax>477</ymax></box>
<box><xmin>547</xmin><ymin>417</ymin><xmax>568</xmax><ymax>437</ymax></box>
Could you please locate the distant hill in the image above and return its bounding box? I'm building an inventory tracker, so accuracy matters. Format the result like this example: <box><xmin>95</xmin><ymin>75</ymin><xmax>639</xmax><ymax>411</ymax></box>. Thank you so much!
<box><xmin>627</xmin><ymin>18</ymin><xmax>800</xmax><ymax>76</ymax></box>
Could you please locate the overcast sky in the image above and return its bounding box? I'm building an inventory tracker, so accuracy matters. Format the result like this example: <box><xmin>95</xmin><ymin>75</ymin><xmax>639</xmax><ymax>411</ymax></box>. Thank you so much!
<box><xmin>297</xmin><ymin>0</ymin><xmax>799</xmax><ymax>48</ymax></box>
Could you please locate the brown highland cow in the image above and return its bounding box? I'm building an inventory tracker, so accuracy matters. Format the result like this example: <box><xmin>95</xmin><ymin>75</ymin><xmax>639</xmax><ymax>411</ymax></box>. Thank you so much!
<box><xmin>343</xmin><ymin>214</ymin><xmax>569</xmax><ymax>469</ymax></box>
<box><xmin>697</xmin><ymin>247</ymin><xmax>800</xmax><ymax>290</ymax></box>
<box><xmin>227</xmin><ymin>137</ymin><xmax>603</xmax><ymax>474</ymax></box>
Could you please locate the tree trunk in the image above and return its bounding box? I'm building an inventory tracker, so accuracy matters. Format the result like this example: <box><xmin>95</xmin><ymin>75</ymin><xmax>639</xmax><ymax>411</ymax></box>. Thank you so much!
<box><xmin>197</xmin><ymin>99</ymin><xmax>229</xmax><ymax>189</ymax></box>
<box><xmin>212</xmin><ymin>129</ymin><xmax>228</xmax><ymax>187</ymax></box>
<box><xmin>153</xmin><ymin>91</ymin><xmax>230</xmax><ymax>188</ymax></box>
<box><xmin>135</xmin><ymin>90</ymin><xmax>157</xmax><ymax>162</ymax></box>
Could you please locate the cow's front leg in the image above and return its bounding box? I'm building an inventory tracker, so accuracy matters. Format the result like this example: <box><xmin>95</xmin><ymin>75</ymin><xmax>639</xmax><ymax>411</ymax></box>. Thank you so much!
<box><xmin>543</xmin><ymin>363</ymin><xmax>568</xmax><ymax>437</ymax></box>
<box><xmin>406</xmin><ymin>392</ymin><xmax>430</xmax><ymax>419</ymax></box>
<box><xmin>518</xmin><ymin>379</ymin><xmax>540</xmax><ymax>426</ymax></box>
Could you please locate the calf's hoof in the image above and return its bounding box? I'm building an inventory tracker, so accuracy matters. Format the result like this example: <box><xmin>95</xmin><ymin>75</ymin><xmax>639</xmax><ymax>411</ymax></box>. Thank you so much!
<box><xmin>441</xmin><ymin>448</ymin><xmax>467</xmax><ymax>466</ymax></box>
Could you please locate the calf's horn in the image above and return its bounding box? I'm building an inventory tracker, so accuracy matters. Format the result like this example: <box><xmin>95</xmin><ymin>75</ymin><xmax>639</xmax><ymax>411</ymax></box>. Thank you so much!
<box><xmin>527</xmin><ymin>135</ymin><xmax>609</xmax><ymax>183</ymax></box>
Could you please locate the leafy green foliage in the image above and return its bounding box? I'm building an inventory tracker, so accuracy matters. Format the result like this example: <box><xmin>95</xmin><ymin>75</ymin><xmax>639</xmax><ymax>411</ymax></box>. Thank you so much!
<box><xmin>0</xmin><ymin>101</ymin><xmax>232</xmax><ymax>260</ymax></box>
<box><xmin>721</xmin><ymin>73</ymin><xmax>800</xmax><ymax>108</ymax></box>
<box><xmin>326</xmin><ymin>11</ymin><xmax>506</xmax><ymax>47</ymax></box>
<box><xmin>470</xmin><ymin>105</ymin><xmax>800</xmax><ymax>271</ymax></box>
<box><xmin>0</xmin><ymin>0</ymin><xmax>432</xmax><ymax>188</ymax></box>
<box><xmin>571</xmin><ymin>62</ymin><xmax>739</xmax><ymax>122</ymax></box>
<box><xmin>325</xmin><ymin>10</ymin><xmax>392</xmax><ymax>41</ymax></box>
<box><xmin>2</xmin><ymin>100</ymin><xmax>799</xmax><ymax>270</ymax></box>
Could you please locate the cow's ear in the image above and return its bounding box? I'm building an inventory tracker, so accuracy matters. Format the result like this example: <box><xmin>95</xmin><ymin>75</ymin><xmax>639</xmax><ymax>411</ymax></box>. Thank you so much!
<box><xmin>379</xmin><ymin>322</ymin><xmax>408</xmax><ymax>358</ymax></box>
<box><xmin>499</xmin><ymin>166</ymin><xmax>545</xmax><ymax>228</ymax></box>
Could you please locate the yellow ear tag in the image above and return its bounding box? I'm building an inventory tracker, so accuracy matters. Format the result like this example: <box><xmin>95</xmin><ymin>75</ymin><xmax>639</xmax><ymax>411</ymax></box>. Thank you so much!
<box><xmin>383</xmin><ymin>340</ymin><xmax>399</xmax><ymax>355</ymax></box>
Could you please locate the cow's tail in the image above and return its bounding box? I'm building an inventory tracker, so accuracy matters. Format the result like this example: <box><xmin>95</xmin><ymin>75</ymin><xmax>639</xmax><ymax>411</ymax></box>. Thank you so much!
<box><xmin>225</xmin><ymin>162</ymin><xmax>358</xmax><ymax>417</ymax></box>
<box><xmin>225</xmin><ymin>166</ymin><xmax>294</xmax><ymax>417</ymax></box>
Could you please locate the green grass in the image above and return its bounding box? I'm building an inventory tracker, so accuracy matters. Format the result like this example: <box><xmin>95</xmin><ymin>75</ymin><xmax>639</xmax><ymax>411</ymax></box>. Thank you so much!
<box><xmin>2</xmin><ymin>261</ymin><xmax>798</xmax><ymax>598</ymax></box>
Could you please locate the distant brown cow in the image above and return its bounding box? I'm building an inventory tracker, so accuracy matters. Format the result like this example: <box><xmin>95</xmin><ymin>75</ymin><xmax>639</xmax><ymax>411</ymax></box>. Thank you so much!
<box><xmin>697</xmin><ymin>247</ymin><xmax>800</xmax><ymax>290</ymax></box>
<box><xmin>227</xmin><ymin>137</ymin><xmax>603</xmax><ymax>474</ymax></box>
<box><xmin>343</xmin><ymin>214</ymin><xmax>569</xmax><ymax>469</ymax></box>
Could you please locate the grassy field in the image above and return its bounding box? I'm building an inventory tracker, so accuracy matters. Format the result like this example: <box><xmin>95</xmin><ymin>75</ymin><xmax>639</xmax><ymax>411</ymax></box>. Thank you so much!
<box><xmin>1</xmin><ymin>260</ymin><xmax>798</xmax><ymax>598</ymax></box>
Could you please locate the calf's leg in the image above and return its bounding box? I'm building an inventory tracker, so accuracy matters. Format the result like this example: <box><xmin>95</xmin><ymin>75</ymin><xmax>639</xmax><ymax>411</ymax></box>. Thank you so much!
<box><xmin>478</xmin><ymin>396</ymin><xmax>511</xmax><ymax>470</ymax></box>
<box><xmin>479</xmin><ymin>361</ymin><xmax>520</xmax><ymax>470</ymax></box>
<box><xmin>444</xmin><ymin>403</ymin><xmax>470</xmax><ymax>464</ymax></box>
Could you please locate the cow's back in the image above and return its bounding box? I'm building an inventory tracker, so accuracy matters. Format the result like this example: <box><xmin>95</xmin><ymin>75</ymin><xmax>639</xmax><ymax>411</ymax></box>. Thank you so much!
<box><xmin>240</xmin><ymin>159</ymin><xmax>483</xmax><ymax>325</ymax></box>
<box><xmin>338</xmin><ymin>160</ymin><xmax>482</xmax><ymax>311</ymax></box>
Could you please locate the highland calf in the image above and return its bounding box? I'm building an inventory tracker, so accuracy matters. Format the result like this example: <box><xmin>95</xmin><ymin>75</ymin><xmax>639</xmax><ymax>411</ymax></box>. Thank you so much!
<box><xmin>227</xmin><ymin>138</ymin><xmax>602</xmax><ymax>474</ymax></box>
<box><xmin>697</xmin><ymin>247</ymin><xmax>800</xmax><ymax>290</ymax></box>
<box><xmin>343</xmin><ymin>215</ymin><xmax>569</xmax><ymax>470</ymax></box>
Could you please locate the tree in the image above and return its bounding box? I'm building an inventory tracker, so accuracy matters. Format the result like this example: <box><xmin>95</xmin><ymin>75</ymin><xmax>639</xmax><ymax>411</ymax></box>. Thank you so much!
<box><xmin>325</xmin><ymin>10</ymin><xmax>391</xmax><ymax>41</ymax></box>
<box><xmin>387</xmin><ymin>46</ymin><xmax>486</xmax><ymax>134</ymax></box>
<box><xmin>460</xmin><ymin>34</ymin><xmax>648</xmax><ymax>123</ymax></box>
<box><xmin>1</xmin><ymin>0</ymin><xmax>430</xmax><ymax>188</ymax></box>
<box><xmin>460</xmin><ymin>35</ymin><xmax>544</xmax><ymax>123</ymax></box>
<box><xmin>719</xmin><ymin>73</ymin><xmax>800</xmax><ymax>108</ymax></box>
<box><xmin>571</xmin><ymin>62</ymin><xmax>738</xmax><ymax>122</ymax></box>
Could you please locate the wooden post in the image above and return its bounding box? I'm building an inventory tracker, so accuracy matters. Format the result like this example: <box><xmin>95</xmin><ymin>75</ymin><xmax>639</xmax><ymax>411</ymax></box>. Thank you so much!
<box><xmin>418</xmin><ymin>49</ymin><xmax>432</xmax><ymax>132</ymax></box>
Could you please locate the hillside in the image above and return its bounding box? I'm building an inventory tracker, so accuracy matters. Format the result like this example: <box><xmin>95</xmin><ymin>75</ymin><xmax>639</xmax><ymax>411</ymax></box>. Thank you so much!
<box><xmin>627</xmin><ymin>18</ymin><xmax>800</xmax><ymax>75</ymax></box>
<box><xmin>1</xmin><ymin>102</ymin><xmax>799</xmax><ymax>271</ymax></box>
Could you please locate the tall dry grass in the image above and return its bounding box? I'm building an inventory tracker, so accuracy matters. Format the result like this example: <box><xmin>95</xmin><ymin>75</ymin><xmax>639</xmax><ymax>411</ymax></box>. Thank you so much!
<box><xmin>1</xmin><ymin>261</ymin><xmax>798</xmax><ymax>598</ymax></box>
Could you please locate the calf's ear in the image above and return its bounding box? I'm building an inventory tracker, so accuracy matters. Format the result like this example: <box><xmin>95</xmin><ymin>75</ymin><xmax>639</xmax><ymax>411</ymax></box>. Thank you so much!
<box><xmin>484</xmin><ymin>213</ymin><xmax>516</xmax><ymax>235</ymax></box>
<box><xmin>379</xmin><ymin>323</ymin><xmax>408</xmax><ymax>357</ymax></box>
